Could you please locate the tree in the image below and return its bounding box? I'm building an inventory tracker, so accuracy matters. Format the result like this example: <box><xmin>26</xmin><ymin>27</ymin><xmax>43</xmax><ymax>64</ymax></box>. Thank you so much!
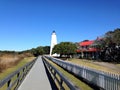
<box><xmin>29</xmin><ymin>46</ymin><xmax>50</xmax><ymax>56</ymax></box>
<box><xmin>30</xmin><ymin>48</ymin><xmax>38</xmax><ymax>56</ymax></box>
<box><xmin>112</xmin><ymin>28</ymin><xmax>120</xmax><ymax>45</ymax></box>
<box><xmin>43</xmin><ymin>46</ymin><xmax>50</xmax><ymax>54</ymax></box>
<box><xmin>104</xmin><ymin>31</ymin><xmax>114</xmax><ymax>46</ymax></box>
<box><xmin>92</xmin><ymin>28</ymin><xmax>120</xmax><ymax>62</ymax></box>
<box><xmin>36</xmin><ymin>46</ymin><xmax>45</xmax><ymax>55</ymax></box>
<box><xmin>52</xmin><ymin>42</ymin><xmax>77</xmax><ymax>57</ymax></box>
<box><xmin>91</xmin><ymin>37</ymin><xmax>106</xmax><ymax>49</ymax></box>
<box><xmin>92</xmin><ymin>28</ymin><xmax>120</xmax><ymax>49</ymax></box>
<box><xmin>104</xmin><ymin>28</ymin><xmax>120</xmax><ymax>46</ymax></box>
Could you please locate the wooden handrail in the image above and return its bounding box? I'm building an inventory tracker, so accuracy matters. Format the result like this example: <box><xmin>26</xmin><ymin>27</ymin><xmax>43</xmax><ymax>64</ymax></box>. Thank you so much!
<box><xmin>42</xmin><ymin>56</ymin><xmax>80</xmax><ymax>90</ymax></box>
<box><xmin>45</xmin><ymin>56</ymin><xmax>120</xmax><ymax>90</ymax></box>
<box><xmin>0</xmin><ymin>58</ymin><xmax>37</xmax><ymax>90</ymax></box>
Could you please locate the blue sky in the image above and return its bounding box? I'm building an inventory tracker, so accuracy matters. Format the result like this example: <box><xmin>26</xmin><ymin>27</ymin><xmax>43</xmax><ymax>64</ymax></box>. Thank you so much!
<box><xmin>0</xmin><ymin>0</ymin><xmax>120</xmax><ymax>51</ymax></box>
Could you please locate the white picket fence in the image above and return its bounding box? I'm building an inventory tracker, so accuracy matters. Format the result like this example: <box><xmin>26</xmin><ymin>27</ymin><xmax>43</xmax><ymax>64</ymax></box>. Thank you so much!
<box><xmin>45</xmin><ymin>56</ymin><xmax>120</xmax><ymax>90</ymax></box>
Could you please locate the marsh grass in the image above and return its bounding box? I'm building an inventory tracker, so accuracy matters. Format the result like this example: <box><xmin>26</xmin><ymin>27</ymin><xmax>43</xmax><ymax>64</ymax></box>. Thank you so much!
<box><xmin>0</xmin><ymin>57</ymin><xmax>35</xmax><ymax>90</ymax></box>
<box><xmin>0</xmin><ymin>53</ymin><xmax>33</xmax><ymax>73</ymax></box>
<box><xmin>0</xmin><ymin>57</ymin><xmax>35</xmax><ymax>80</ymax></box>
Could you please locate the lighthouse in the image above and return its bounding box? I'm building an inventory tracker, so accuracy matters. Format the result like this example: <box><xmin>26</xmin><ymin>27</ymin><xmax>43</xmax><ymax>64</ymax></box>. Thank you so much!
<box><xmin>50</xmin><ymin>31</ymin><xmax>57</xmax><ymax>56</ymax></box>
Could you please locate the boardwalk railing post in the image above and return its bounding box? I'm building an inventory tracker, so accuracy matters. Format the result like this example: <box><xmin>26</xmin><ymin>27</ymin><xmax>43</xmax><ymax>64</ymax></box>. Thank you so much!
<box><xmin>15</xmin><ymin>72</ymin><xmax>20</xmax><ymax>89</ymax></box>
<box><xmin>42</xmin><ymin>56</ymin><xmax>80</xmax><ymax>90</ymax></box>
<box><xmin>7</xmin><ymin>79</ymin><xmax>11</xmax><ymax>90</ymax></box>
<box><xmin>0</xmin><ymin>58</ymin><xmax>37</xmax><ymax>90</ymax></box>
<box><xmin>60</xmin><ymin>78</ymin><xmax>64</xmax><ymax>90</ymax></box>
<box><xmin>45</xmin><ymin>56</ymin><xmax>120</xmax><ymax>90</ymax></box>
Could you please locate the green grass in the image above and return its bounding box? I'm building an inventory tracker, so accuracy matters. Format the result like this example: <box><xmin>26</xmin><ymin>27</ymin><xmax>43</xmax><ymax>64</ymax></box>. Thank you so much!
<box><xmin>67</xmin><ymin>58</ymin><xmax>120</xmax><ymax>74</ymax></box>
<box><xmin>0</xmin><ymin>57</ymin><xmax>35</xmax><ymax>90</ymax></box>
<box><xmin>46</xmin><ymin>59</ymin><xmax>93</xmax><ymax>90</ymax></box>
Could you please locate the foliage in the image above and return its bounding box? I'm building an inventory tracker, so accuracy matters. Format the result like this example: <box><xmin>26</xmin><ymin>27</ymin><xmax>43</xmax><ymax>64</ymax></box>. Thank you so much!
<box><xmin>53</xmin><ymin>42</ymin><xmax>77</xmax><ymax>57</ymax></box>
<box><xmin>92</xmin><ymin>28</ymin><xmax>120</xmax><ymax>49</ymax></box>
<box><xmin>43</xmin><ymin>46</ymin><xmax>50</xmax><ymax>54</ymax></box>
<box><xmin>36</xmin><ymin>46</ymin><xmax>45</xmax><ymax>55</ymax></box>
<box><xmin>91</xmin><ymin>28</ymin><xmax>120</xmax><ymax>62</ymax></box>
<box><xmin>103</xmin><ymin>28</ymin><xmax>120</xmax><ymax>46</ymax></box>
<box><xmin>30</xmin><ymin>46</ymin><xmax>50</xmax><ymax>56</ymax></box>
<box><xmin>112</xmin><ymin>29</ymin><xmax>120</xmax><ymax>45</ymax></box>
<box><xmin>91</xmin><ymin>37</ymin><xmax>106</xmax><ymax>49</ymax></box>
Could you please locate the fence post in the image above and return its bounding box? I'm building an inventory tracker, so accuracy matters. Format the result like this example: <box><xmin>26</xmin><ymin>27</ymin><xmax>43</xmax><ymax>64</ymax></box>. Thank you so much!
<box><xmin>116</xmin><ymin>74</ymin><xmax>119</xmax><ymax>90</ymax></box>
<box><xmin>7</xmin><ymin>79</ymin><xmax>11</xmax><ymax>90</ymax></box>
<box><xmin>53</xmin><ymin>70</ymin><xmax>56</xmax><ymax>81</ymax></box>
<box><xmin>46</xmin><ymin>56</ymin><xmax>120</xmax><ymax>90</ymax></box>
<box><xmin>99</xmin><ymin>72</ymin><xmax>105</xmax><ymax>90</ymax></box>
<box><xmin>60</xmin><ymin>78</ymin><xmax>64</xmax><ymax>90</ymax></box>
<box><xmin>0</xmin><ymin>58</ymin><xmax>36</xmax><ymax>90</ymax></box>
<box><xmin>16</xmin><ymin>72</ymin><xmax>20</xmax><ymax>88</ymax></box>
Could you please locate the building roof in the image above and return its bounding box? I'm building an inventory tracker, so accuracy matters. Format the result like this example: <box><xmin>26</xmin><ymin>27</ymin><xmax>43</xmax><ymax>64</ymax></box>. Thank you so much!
<box><xmin>79</xmin><ymin>40</ymin><xmax>94</xmax><ymax>46</ymax></box>
<box><xmin>76</xmin><ymin>40</ymin><xmax>100</xmax><ymax>52</ymax></box>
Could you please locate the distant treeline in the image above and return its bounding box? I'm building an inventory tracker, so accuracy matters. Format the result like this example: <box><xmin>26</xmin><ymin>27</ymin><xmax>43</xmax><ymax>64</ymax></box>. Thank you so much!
<box><xmin>26</xmin><ymin>46</ymin><xmax>50</xmax><ymax>56</ymax></box>
<box><xmin>0</xmin><ymin>46</ymin><xmax>50</xmax><ymax>57</ymax></box>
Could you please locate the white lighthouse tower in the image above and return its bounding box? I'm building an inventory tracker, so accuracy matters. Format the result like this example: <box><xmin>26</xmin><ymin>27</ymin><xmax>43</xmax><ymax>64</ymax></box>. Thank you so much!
<box><xmin>50</xmin><ymin>31</ymin><xmax>57</xmax><ymax>56</ymax></box>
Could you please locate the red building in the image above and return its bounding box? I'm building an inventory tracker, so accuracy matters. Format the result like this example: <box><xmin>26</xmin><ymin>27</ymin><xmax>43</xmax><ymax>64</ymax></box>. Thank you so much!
<box><xmin>76</xmin><ymin>40</ymin><xmax>100</xmax><ymax>59</ymax></box>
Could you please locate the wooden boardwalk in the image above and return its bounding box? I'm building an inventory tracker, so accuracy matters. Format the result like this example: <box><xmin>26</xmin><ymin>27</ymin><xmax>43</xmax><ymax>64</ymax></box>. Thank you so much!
<box><xmin>18</xmin><ymin>56</ymin><xmax>53</xmax><ymax>90</ymax></box>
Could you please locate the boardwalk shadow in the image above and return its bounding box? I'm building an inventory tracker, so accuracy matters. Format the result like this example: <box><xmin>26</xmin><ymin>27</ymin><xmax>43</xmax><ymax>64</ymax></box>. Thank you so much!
<box><xmin>43</xmin><ymin>61</ymin><xmax>58</xmax><ymax>90</ymax></box>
